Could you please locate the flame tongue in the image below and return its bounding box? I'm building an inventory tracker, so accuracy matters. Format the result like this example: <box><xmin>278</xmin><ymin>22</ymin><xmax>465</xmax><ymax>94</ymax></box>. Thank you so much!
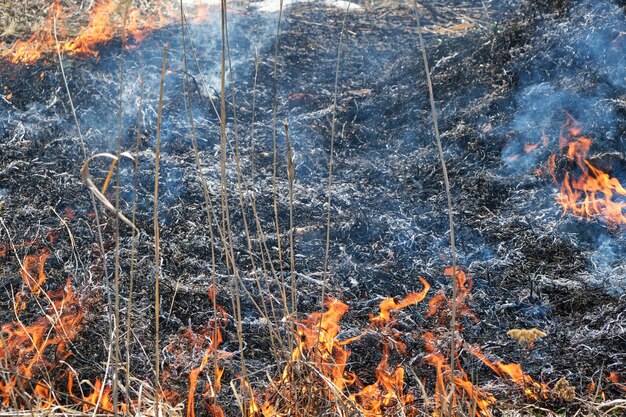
<box><xmin>427</xmin><ymin>267</ymin><xmax>477</xmax><ymax>325</ymax></box>
<box><xmin>422</xmin><ymin>332</ymin><xmax>496</xmax><ymax>415</ymax></box>
<box><xmin>349</xmin><ymin>344</ymin><xmax>414</xmax><ymax>417</ymax></box>
<box><xmin>253</xmin><ymin>279</ymin><xmax>431</xmax><ymax>416</ymax></box>
<box><xmin>549</xmin><ymin>115</ymin><xmax>626</xmax><ymax>226</ymax></box>
<box><xmin>0</xmin><ymin>0</ymin><xmax>210</xmax><ymax>64</ymax></box>
<box><xmin>465</xmin><ymin>343</ymin><xmax>549</xmax><ymax>400</ymax></box>
<box><xmin>63</xmin><ymin>1</ymin><xmax>118</xmax><ymax>56</ymax></box>
<box><xmin>20</xmin><ymin>248</ymin><xmax>50</xmax><ymax>295</ymax></box>
<box><xmin>297</xmin><ymin>297</ymin><xmax>350</xmax><ymax>356</ymax></box>
<box><xmin>82</xmin><ymin>379</ymin><xmax>114</xmax><ymax>412</ymax></box>
<box><xmin>0</xmin><ymin>241</ymin><xmax>93</xmax><ymax>411</ymax></box>
<box><xmin>292</xmin><ymin>297</ymin><xmax>352</xmax><ymax>393</ymax></box>
<box><xmin>0</xmin><ymin>248</ymin><xmax>575</xmax><ymax>416</ymax></box>
<box><xmin>183</xmin><ymin>286</ymin><xmax>228</xmax><ymax>417</ymax></box>
<box><xmin>347</xmin><ymin>281</ymin><xmax>431</xmax><ymax>416</ymax></box>
<box><xmin>371</xmin><ymin>277</ymin><xmax>430</xmax><ymax>326</ymax></box>
<box><xmin>0</xmin><ymin>276</ymin><xmax>84</xmax><ymax>408</ymax></box>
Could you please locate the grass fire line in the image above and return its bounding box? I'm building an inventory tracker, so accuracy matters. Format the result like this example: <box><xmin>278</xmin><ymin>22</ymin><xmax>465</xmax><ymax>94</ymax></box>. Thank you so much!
<box><xmin>0</xmin><ymin>0</ymin><xmax>212</xmax><ymax>65</ymax></box>
<box><xmin>1</xmin><ymin>1</ymin><xmax>626</xmax><ymax>417</ymax></box>
<box><xmin>1</xmin><ymin>244</ymin><xmax>586</xmax><ymax>416</ymax></box>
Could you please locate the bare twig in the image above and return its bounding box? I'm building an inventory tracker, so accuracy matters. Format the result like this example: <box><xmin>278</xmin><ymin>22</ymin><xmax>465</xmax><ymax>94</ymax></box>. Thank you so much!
<box><xmin>126</xmin><ymin>67</ymin><xmax>145</xmax><ymax>411</ymax></box>
<box><xmin>81</xmin><ymin>153</ymin><xmax>137</xmax><ymax>232</ymax></box>
<box><xmin>153</xmin><ymin>44</ymin><xmax>168</xmax><ymax>415</ymax></box>
<box><xmin>412</xmin><ymin>3</ymin><xmax>458</xmax><ymax>411</ymax></box>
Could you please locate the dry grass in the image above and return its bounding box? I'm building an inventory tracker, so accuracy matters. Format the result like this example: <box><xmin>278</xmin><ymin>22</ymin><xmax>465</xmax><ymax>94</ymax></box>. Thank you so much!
<box><xmin>0</xmin><ymin>0</ymin><xmax>493</xmax><ymax>42</ymax></box>
<box><xmin>0</xmin><ymin>0</ymin><xmax>98</xmax><ymax>40</ymax></box>
<box><xmin>1</xmin><ymin>1</ymin><xmax>624</xmax><ymax>417</ymax></box>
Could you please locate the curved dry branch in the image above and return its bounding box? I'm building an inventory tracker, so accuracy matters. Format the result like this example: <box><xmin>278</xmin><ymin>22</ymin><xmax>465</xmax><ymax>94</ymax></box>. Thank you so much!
<box><xmin>81</xmin><ymin>152</ymin><xmax>138</xmax><ymax>232</ymax></box>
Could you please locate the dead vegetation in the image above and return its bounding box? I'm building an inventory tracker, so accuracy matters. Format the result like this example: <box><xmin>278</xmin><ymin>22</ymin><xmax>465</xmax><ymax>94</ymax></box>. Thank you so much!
<box><xmin>0</xmin><ymin>0</ymin><xmax>625</xmax><ymax>417</ymax></box>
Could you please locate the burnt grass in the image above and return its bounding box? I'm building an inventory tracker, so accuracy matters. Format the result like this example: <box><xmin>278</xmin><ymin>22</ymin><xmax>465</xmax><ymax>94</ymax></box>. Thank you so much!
<box><xmin>1</xmin><ymin>0</ymin><xmax>625</xmax><ymax>415</ymax></box>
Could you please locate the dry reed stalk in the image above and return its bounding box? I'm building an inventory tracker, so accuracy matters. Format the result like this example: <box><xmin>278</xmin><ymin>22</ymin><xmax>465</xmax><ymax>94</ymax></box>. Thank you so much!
<box><xmin>125</xmin><ymin>66</ymin><xmax>145</xmax><ymax>411</ymax></box>
<box><xmin>413</xmin><ymin>3</ymin><xmax>459</xmax><ymax>413</ymax></box>
<box><xmin>222</xmin><ymin>6</ymin><xmax>285</xmax><ymax>363</ymax></box>
<box><xmin>111</xmin><ymin>4</ymin><xmax>132</xmax><ymax>412</ymax></box>
<box><xmin>218</xmin><ymin>1</ymin><xmax>251</xmax><ymax>412</ymax></box>
<box><xmin>153</xmin><ymin>44</ymin><xmax>168</xmax><ymax>416</ymax></box>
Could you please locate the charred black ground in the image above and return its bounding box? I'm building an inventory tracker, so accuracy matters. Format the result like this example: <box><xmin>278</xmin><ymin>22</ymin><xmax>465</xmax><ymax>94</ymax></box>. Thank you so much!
<box><xmin>0</xmin><ymin>0</ymin><xmax>625</xmax><ymax>415</ymax></box>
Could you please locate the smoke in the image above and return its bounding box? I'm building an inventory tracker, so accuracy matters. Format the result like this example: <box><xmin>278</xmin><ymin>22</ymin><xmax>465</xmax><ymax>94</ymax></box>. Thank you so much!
<box><xmin>588</xmin><ymin>234</ymin><xmax>626</xmax><ymax>295</ymax></box>
<box><xmin>2</xmin><ymin>0</ymin><xmax>624</xmax><ymax>296</ymax></box>
<box><xmin>502</xmin><ymin>0</ymin><xmax>626</xmax><ymax>295</ymax></box>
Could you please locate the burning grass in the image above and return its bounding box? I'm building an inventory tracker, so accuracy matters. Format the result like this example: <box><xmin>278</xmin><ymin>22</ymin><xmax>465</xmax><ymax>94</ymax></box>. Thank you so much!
<box><xmin>548</xmin><ymin>115</ymin><xmax>626</xmax><ymax>227</ymax></box>
<box><xmin>0</xmin><ymin>246</ymin><xmax>90</xmax><ymax>411</ymax></box>
<box><xmin>0</xmin><ymin>0</ymin><xmax>217</xmax><ymax>64</ymax></box>
<box><xmin>1</xmin><ymin>0</ymin><xmax>626</xmax><ymax>416</ymax></box>
<box><xmin>2</xmin><ymin>244</ymin><xmax>623</xmax><ymax>416</ymax></box>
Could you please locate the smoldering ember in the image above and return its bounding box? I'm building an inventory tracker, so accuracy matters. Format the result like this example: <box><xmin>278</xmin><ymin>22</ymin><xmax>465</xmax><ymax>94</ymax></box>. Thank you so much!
<box><xmin>0</xmin><ymin>0</ymin><xmax>625</xmax><ymax>416</ymax></box>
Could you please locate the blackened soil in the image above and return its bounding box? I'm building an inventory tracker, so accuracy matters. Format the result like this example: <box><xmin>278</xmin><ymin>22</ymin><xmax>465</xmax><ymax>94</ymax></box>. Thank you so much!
<box><xmin>1</xmin><ymin>0</ymin><xmax>625</xmax><ymax>415</ymax></box>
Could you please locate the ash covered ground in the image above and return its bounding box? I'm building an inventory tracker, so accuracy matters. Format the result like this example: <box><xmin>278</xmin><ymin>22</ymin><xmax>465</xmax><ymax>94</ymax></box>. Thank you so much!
<box><xmin>0</xmin><ymin>0</ymin><xmax>625</xmax><ymax>414</ymax></box>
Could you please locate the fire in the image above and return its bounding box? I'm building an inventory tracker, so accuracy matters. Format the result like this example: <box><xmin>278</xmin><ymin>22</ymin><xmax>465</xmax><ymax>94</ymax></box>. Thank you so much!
<box><xmin>506</xmin><ymin>129</ymin><xmax>550</xmax><ymax>162</ymax></box>
<box><xmin>347</xmin><ymin>282</ymin><xmax>430</xmax><ymax>416</ymax></box>
<box><xmin>422</xmin><ymin>334</ymin><xmax>496</xmax><ymax>414</ymax></box>
<box><xmin>423</xmin><ymin>268</ymin><xmax>496</xmax><ymax>416</ymax></box>
<box><xmin>249</xmin><ymin>268</ymin><xmax>555</xmax><ymax>416</ymax></box>
<box><xmin>0</xmin><ymin>238</ymin><xmax>230</xmax><ymax>416</ymax></box>
<box><xmin>349</xmin><ymin>344</ymin><xmax>415</xmax><ymax>417</ymax></box>
<box><xmin>185</xmin><ymin>288</ymin><xmax>228</xmax><ymax>417</ymax></box>
<box><xmin>0</xmin><ymin>243</ymin><xmax>600</xmax><ymax>417</ymax></box>
<box><xmin>427</xmin><ymin>267</ymin><xmax>477</xmax><ymax>325</ymax></box>
<box><xmin>524</xmin><ymin>142</ymin><xmax>540</xmax><ymax>153</ymax></box>
<box><xmin>548</xmin><ymin>115</ymin><xmax>626</xmax><ymax>226</ymax></box>
<box><xmin>440</xmin><ymin>270</ymin><xmax>550</xmax><ymax>402</ymax></box>
<box><xmin>371</xmin><ymin>277</ymin><xmax>430</xmax><ymax>326</ymax></box>
<box><xmin>33</xmin><ymin>382</ymin><xmax>51</xmax><ymax>406</ymax></box>
<box><xmin>20</xmin><ymin>248</ymin><xmax>50</xmax><ymax>295</ymax></box>
<box><xmin>291</xmin><ymin>297</ymin><xmax>353</xmax><ymax>392</ymax></box>
<box><xmin>465</xmin><ymin>344</ymin><xmax>549</xmax><ymax>400</ymax></box>
<box><xmin>252</xmin><ymin>279</ymin><xmax>431</xmax><ymax>417</ymax></box>
<box><xmin>0</xmin><ymin>270</ymin><xmax>84</xmax><ymax>408</ymax></box>
<box><xmin>0</xmin><ymin>0</ymin><xmax>211</xmax><ymax>65</ymax></box>
<box><xmin>608</xmin><ymin>372</ymin><xmax>626</xmax><ymax>392</ymax></box>
<box><xmin>0</xmin><ymin>240</ymin><xmax>107</xmax><ymax>413</ymax></box>
<box><xmin>64</xmin><ymin>1</ymin><xmax>118</xmax><ymax>56</ymax></box>
<box><xmin>82</xmin><ymin>379</ymin><xmax>114</xmax><ymax>412</ymax></box>
<box><xmin>145</xmin><ymin>288</ymin><xmax>230</xmax><ymax>417</ymax></box>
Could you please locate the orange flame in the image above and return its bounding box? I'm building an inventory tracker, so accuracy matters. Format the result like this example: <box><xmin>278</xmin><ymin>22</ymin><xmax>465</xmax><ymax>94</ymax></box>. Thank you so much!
<box><xmin>422</xmin><ymin>333</ymin><xmax>495</xmax><ymax>415</ymax></box>
<box><xmin>185</xmin><ymin>287</ymin><xmax>228</xmax><ymax>417</ymax></box>
<box><xmin>465</xmin><ymin>344</ymin><xmax>549</xmax><ymax>400</ymax></box>
<box><xmin>0</xmin><ymin>238</ymin><xmax>94</xmax><ymax>411</ymax></box>
<box><xmin>349</xmin><ymin>344</ymin><xmax>416</xmax><ymax>417</ymax></box>
<box><xmin>33</xmin><ymin>382</ymin><xmax>52</xmax><ymax>406</ymax></box>
<box><xmin>371</xmin><ymin>277</ymin><xmax>430</xmax><ymax>326</ymax></box>
<box><xmin>549</xmin><ymin>115</ymin><xmax>626</xmax><ymax>226</ymax></box>
<box><xmin>292</xmin><ymin>297</ymin><xmax>352</xmax><ymax>391</ymax></box>
<box><xmin>506</xmin><ymin>133</ymin><xmax>548</xmax><ymax>162</ymax></box>
<box><xmin>0</xmin><ymin>277</ymin><xmax>84</xmax><ymax>408</ymax></box>
<box><xmin>82</xmin><ymin>379</ymin><xmax>114</xmax><ymax>413</ymax></box>
<box><xmin>2</xmin><ymin>247</ymin><xmax>598</xmax><ymax>417</ymax></box>
<box><xmin>348</xmin><ymin>280</ymin><xmax>430</xmax><ymax>416</ymax></box>
<box><xmin>20</xmin><ymin>248</ymin><xmax>50</xmax><ymax>295</ymax></box>
<box><xmin>252</xmin><ymin>278</ymin><xmax>431</xmax><ymax>416</ymax></box>
<box><xmin>524</xmin><ymin>142</ymin><xmax>540</xmax><ymax>153</ymax></box>
<box><xmin>0</xmin><ymin>0</ymin><xmax>212</xmax><ymax>65</ymax></box>
<box><xmin>608</xmin><ymin>372</ymin><xmax>626</xmax><ymax>392</ymax></box>
<box><xmin>422</xmin><ymin>268</ymin><xmax>496</xmax><ymax>415</ymax></box>
<box><xmin>427</xmin><ymin>267</ymin><xmax>477</xmax><ymax>325</ymax></box>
